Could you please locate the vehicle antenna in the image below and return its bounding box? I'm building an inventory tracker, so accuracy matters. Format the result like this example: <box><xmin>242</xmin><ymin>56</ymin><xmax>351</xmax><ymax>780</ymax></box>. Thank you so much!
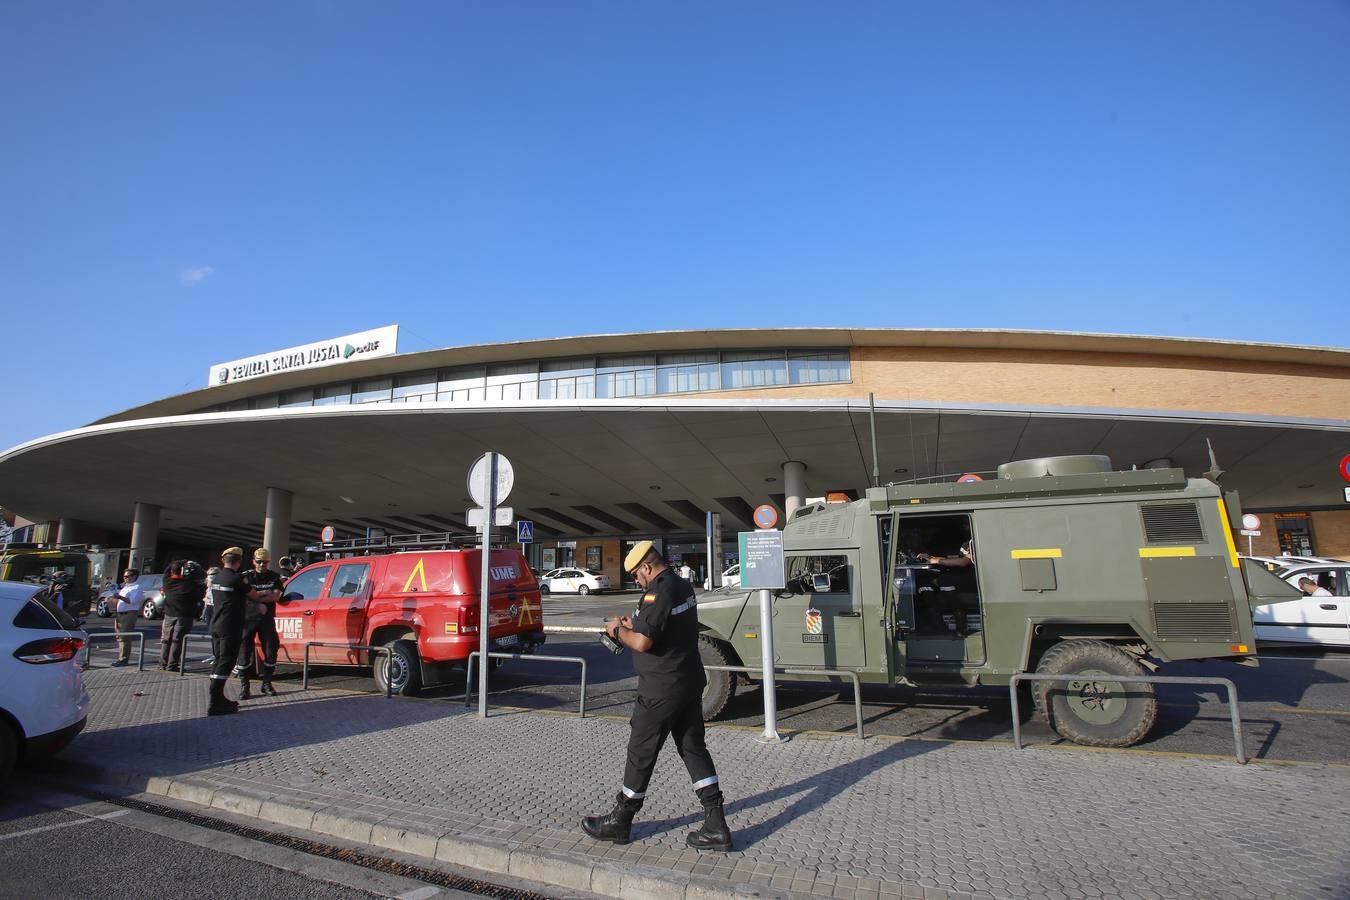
<box><xmin>868</xmin><ymin>392</ymin><xmax>881</xmax><ymax>488</ymax></box>
<box><xmin>1203</xmin><ymin>438</ymin><xmax>1225</xmax><ymax>483</ymax></box>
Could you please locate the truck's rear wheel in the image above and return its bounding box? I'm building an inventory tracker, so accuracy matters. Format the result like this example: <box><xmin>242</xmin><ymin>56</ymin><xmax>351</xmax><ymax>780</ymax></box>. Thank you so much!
<box><xmin>373</xmin><ymin>639</ymin><xmax>422</xmax><ymax>696</ymax></box>
<box><xmin>698</xmin><ymin>635</ymin><xmax>736</xmax><ymax>721</ymax></box>
<box><xmin>1033</xmin><ymin>640</ymin><xmax>1156</xmax><ymax>748</ymax></box>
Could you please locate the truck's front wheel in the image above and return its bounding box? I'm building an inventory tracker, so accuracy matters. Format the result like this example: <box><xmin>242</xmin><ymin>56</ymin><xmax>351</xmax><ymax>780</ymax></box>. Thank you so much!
<box><xmin>698</xmin><ymin>635</ymin><xmax>736</xmax><ymax>721</ymax></box>
<box><xmin>1033</xmin><ymin>640</ymin><xmax>1156</xmax><ymax>748</ymax></box>
<box><xmin>373</xmin><ymin>639</ymin><xmax>423</xmax><ymax>696</ymax></box>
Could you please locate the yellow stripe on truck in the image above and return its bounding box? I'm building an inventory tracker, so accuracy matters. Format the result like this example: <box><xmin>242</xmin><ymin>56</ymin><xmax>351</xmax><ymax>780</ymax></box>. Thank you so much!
<box><xmin>1010</xmin><ymin>548</ymin><xmax>1063</xmax><ymax>559</ymax></box>
<box><xmin>1139</xmin><ymin>547</ymin><xmax>1196</xmax><ymax>558</ymax></box>
<box><xmin>1216</xmin><ymin>498</ymin><xmax>1241</xmax><ymax>568</ymax></box>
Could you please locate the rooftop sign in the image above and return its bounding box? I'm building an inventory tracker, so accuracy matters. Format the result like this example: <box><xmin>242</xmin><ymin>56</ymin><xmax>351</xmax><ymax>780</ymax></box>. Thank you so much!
<box><xmin>208</xmin><ymin>325</ymin><xmax>399</xmax><ymax>387</ymax></box>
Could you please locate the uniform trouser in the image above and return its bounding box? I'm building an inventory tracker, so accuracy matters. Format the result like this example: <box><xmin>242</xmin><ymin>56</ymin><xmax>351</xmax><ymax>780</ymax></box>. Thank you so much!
<box><xmin>622</xmin><ymin>690</ymin><xmax>719</xmax><ymax>803</ymax></box>
<box><xmin>210</xmin><ymin>629</ymin><xmax>242</xmax><ymax>683</ymax></box>
<box><xmin>114</xmin><ymin>610</ymin><xmax>140</xmax><ymax>662</ymax></box>
<box><xmin>234</xmin><ymin>616</ymin><xmax>279</xmax><ymax>678</ymax></box>
<box><xmin>159</xmin><ymin>615</ymin><xmax>195</xmax><ymax>669</ymax></box>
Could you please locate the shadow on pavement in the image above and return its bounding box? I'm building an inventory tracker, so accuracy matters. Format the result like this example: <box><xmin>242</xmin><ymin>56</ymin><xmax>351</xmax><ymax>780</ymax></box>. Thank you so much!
<box><xmin>632</xmin><ymin>737</ymin><xmax>943</xmax><ymax>848</ymax></box>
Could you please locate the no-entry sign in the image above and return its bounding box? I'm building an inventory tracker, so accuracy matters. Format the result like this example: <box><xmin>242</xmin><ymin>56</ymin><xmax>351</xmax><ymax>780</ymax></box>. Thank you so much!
<box><xmin>1340</xmin><ymin>454</ymin><xmax>1350</xmax><ymax>483</ymax></box>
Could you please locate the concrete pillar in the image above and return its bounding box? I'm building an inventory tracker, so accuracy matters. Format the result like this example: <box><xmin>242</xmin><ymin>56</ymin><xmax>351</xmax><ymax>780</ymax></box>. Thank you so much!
<box><xmin>263</xmin><ymin>487</ymin><xmax>293</xmax><ymax>564</ymax></box>
<box><xmin>783</xmin><ymin>461</ymin><xmax>808</xmax><ymax>520</ymax></box>
<box><xmin>128</xmin><ymin>502</ymin><xmax>160</xmax><ymax>573</ymax></box>
<box><xmin>57</xmin><ymin>518</ymin><xmax>81</xmax><ymax>545</ymax></box>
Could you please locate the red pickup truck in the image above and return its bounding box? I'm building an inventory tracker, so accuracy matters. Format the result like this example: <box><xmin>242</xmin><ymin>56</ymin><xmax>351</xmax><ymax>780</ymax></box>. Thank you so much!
<box><xmin>273</xmin><ymin>548</ymin><xmax>544</xmax><ymax>694</ymax></box>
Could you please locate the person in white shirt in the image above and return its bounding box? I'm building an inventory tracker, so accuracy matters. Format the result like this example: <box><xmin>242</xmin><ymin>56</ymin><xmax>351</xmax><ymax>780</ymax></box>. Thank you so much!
<box><xmin>677</xmin><ymin>561</ymin><xmax>695</xmax><ymax>583</ymax></box>
<box><xmin>1299</xmin><ymin>576</ymin><xmax>1334</xmax><ymax>598</ymax></box>
<box><xmin>112</xmin><ymin>569</ymin><xmax>145</xmax><ymax>667</ymax></box>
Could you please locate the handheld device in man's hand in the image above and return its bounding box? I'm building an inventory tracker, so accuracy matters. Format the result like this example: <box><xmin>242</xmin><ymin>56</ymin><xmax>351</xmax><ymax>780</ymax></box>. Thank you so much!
<box><xmin>598</xmin><ymin>622</ymin><xmax>625</xmax><ymax>655</ymax></box>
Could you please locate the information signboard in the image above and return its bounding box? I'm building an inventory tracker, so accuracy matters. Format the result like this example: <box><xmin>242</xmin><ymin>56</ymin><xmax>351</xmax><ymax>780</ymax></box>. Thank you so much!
<box><xmin>739</xmin><ymin>530</ymin><xmax>785</xmax><ymax>590</ymax></box>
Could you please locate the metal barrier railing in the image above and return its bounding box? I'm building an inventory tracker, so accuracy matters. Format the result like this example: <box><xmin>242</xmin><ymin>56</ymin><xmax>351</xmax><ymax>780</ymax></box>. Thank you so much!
<box><xmin>177</xmin><ymin>634</ymin><xmax>217</xmax><ymax>675</ymax></box>
<box><xmin>81</xmin><ymin>631</ymin><xmax>145</xmax><ymax>671</ymax></box>
<box><xmin>705</xmin><ymin>664</ymin><xmax>865</xmax><ymax>739</ymax></box>
<box><xmin>1008</xmin><ymin>672</ymin><xmax>1246</xmax><ymax>764</ymax></box>
<box><xmin>463</xmin><ymin>651</ymin><xmax>588</xmax><ymax>717</ymax></box>
<box><xmin>302</xmin><ymin>642</ymin><xmax>396</xmax><ymax>699</ymax></box>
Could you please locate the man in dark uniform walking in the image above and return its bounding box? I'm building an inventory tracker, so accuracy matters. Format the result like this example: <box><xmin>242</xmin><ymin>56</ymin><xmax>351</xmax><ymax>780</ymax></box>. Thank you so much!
<box><xmin>234</xmin><ymin>548</ymin><xmax>284</xmax><ymax>699</ymax></box>
<box><xmin>207</xmin><ymin>547</ymin><xmax>271</xmax><ymax>716</ymax></box>
<box><xmin>581</xmin><ymin>541</ymin><xmax>733</xmax><ymax>851</ymax></box>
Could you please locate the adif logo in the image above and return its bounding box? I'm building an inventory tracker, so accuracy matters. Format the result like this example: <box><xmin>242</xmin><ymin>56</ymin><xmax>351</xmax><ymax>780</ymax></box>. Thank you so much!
<box><xmin>490</xmin><ymin>566</ymin><xmax>517</xmax><ymax>580</ymax></box>
<box><xmin>344</xmin><ymin>339</ymin><xmax>382</xmax><ymax>359</ymax></box>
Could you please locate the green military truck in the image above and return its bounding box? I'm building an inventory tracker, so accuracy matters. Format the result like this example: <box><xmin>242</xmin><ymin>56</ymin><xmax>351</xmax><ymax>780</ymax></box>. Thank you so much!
<box><xmin>695</xmin><ymin>454</ymin><xmax>1269</xmax><ymax>748</ymax></box>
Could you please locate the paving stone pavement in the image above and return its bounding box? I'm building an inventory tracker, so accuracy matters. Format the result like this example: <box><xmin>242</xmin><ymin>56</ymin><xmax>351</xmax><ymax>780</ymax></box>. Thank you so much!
<box><xmin>51</xmin><ymin>667</ymin><xmax>1350</xmax><ymax>899</ymax></box>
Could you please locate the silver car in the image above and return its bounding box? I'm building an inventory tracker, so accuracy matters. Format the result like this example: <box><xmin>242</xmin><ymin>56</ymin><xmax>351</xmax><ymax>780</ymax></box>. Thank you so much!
<box><xmin>94</xmin><ymin>574</ymin><xmax>165</xmax><ymax>619</ymax></box>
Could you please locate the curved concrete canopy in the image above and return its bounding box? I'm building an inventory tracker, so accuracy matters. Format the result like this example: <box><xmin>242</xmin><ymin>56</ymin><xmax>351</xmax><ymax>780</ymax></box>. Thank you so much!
<box><xmin>4</xmin><ymin>395</ymin><xmax>1347</xmax><ymax>551</ymax></box>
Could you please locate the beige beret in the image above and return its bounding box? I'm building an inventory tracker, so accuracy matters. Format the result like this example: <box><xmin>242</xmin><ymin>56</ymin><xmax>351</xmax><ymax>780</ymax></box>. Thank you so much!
<box><xmin>624</xmin><ymin>540</ymin><xmax>655</xmax><ymax>573</ymax></box>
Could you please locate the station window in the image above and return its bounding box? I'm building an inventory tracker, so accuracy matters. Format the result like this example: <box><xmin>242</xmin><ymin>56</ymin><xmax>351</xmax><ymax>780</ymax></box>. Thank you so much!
<box><xmin>657</xmin><ymin>352</ymin><xmax>720</xmax><ymax>393</ymax></box>
<box><xmin>721</xmin><ymin>351</ymin><xmax>788</xmax><ymax>389</ymax></box>
<box><xmin>788</xmin><ymin>350</ymin><xmax>850</xmax><ymax>384</ymax></box>
<box><xmin>538</xmin><ymin>358</ymin><xmax>595</xmax><ymax>400</ymax></box>
<box><xmin>596</xmin><ymin>355</ymin><xmax>656</xmax><ymax>398</ymax></box>
<box><xmin>279</xmin><ymin>388</ymin><xmax>315</xmax><ymax>408</ymax></box>
<box><xmin>393</xmin><ymin>372</ymin><xmax>437</xmax><ymax>403</ymax></box>
<box><xmin>352</xmin><ymin>378</ymin><xmax>393</xmax><ymax>404</ymax></box>
<box><xmin>313</xmin><ymin>383</ymin><xmax>352</xmax><ymax>406</ymax></box>
<box><xmin>437</xmin><ymin>366</ymin><xmax>486</xmax><ymax>400</ymax></box>
<box><xmin>251</xmin><ymin>394</ymin><xmax>280</xmax><ymax>409</ymax></box>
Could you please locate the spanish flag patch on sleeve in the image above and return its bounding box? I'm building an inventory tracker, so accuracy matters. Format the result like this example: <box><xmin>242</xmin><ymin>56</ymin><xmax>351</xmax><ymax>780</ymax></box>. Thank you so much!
<box><xmin>642</xmin><ymin>593</ymin><xmax>656</xmax><ymax>603</ymax></box>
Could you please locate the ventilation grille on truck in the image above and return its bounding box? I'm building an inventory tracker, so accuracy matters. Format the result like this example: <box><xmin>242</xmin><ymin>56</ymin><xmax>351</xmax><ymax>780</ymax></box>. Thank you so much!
<box><xmin>1152</xmin><ymin>602</ymin><xmax>1235</xmax><ymax>641</ymax></box>
<box><xmin>791</xmin><ymin>506</ymin><xmax>853</xmax><ymax>539</ymax></box>
<box><xmin>1141</xmin><ymin>503</ymin><xmax>1205</xmax><ymax>543</ymax></box>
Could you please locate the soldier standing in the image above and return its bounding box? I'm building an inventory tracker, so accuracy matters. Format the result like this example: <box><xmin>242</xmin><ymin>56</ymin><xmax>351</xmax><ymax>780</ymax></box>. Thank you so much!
<box><xmin>207</xmin><ymin>547</ymin><xmax>269</xmax><ymax>716</ymax></box>
<box><xmin>234</xmin><ymin>548</ymin><xmax>284</xmax><ymax>699</ymax></box>
<box><xmin>581</xmin><ymin>541</ymin><xmax>733</xmax><ymax>851</ymax></box>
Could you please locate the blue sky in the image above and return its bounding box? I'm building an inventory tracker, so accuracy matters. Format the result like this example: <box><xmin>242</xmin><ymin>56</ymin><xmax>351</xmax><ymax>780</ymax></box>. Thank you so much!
<box><xmin>2</xmin><ymin>2</ymin><xmax>1348</xmax><ymax>448</ymax></box>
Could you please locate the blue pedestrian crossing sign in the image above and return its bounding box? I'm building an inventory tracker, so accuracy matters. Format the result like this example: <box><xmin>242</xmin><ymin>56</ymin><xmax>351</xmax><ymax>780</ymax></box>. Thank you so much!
<box><xmin>516</xmin><ymin>520</ymin><xmax>534</xmax><ymax>543</ymax></box>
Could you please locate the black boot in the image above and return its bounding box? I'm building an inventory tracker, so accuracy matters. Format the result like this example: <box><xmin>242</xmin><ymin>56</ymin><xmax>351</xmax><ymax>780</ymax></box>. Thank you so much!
<box><xmin>687</xmin><ymin>789</ymin><xmax>733</xmax><ymax>852</ymax></box>
<box><xmin>238</xmin><ymin>676</ymin><xmax>252</xmax><ymax>701</ymax></box>
<box><xmin>259</xmin><ymin>678</ymin><xmax>277</xmax><ymax>697</ymax></box>
<box><xmin>581</xmin><ymin>793</ymin><xmax>641</xmax><ymax>844</ymax></box>
<box><xmin>207</xmin><ymin>679</ymin><xmax>237</xmax><ymax>716</ymax></box>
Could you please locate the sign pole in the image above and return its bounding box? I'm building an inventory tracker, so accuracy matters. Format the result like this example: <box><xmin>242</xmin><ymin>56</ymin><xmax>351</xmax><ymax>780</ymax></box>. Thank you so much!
<box><xmin>478</xmin><ymin>452</ymin><xmax>497</xmax><ymax>718</ymax></box>
<box><xmin>756</xmin><ymin>587</ymin><xmax>781</xmax><ymax>743</ymax></box>
<box><xmin>743</xmin><ymin>507</ymin><xmax>786</xmax><ymax>745</ymax></box>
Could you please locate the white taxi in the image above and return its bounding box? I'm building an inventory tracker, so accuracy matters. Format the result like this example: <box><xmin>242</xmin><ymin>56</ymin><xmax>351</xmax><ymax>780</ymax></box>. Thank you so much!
<box><xmin>538</xmin><ymin>568</ymin><xmax>612</xmax><ymax>595</ymax></box>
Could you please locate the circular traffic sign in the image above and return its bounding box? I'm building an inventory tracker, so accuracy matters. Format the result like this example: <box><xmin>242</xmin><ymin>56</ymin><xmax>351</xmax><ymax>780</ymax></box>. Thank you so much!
<box><xmin>753</xmin><ymin>504</ymin><xmax>779</xmax><ymax>530</ymax></box>
<box><xmin>468</xmin><ymin>452</ymin><xmax>515</xmax><ymax>505</ymax></box>
<box><xmin>320</xmin><ymin>525</ymin><xmax>336</xmax><ymax>543</ymax></box>
<box><xmin>956</xmin><ymin>473</ymin><xmax>984</xmax><ymax>484</ymax></box>
<box><xmin>1341</xmin><ymin>453</ymin><xmax>1350</xmax><ymax>483</ymax></box>
<box><xmin>1241</xmin><ymin>513</ymin><xmax>1261</xmax><ymax>531</ymax></box>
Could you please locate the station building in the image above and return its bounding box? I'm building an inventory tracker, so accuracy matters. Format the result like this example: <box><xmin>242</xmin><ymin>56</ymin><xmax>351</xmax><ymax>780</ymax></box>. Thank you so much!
<box><xmin>2</xmin><ymin>327</ymin><xmax>1348</xmax><ymax>587</ymax></box>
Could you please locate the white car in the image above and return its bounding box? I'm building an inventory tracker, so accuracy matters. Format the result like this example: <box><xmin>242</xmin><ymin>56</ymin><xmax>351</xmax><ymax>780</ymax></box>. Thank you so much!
<box><xmin>0</xmin><ymin>581</ymin><xmax>90</xmax><ymax>782</ymax></box>
<box><xmin>1251</xmin><ymin>559</ymin><xmax>1350</xmax><ymax>647</ymax></box>
<box><xmin>538</xmin><ymin>568</ymin><xmax>612</xmax><ymax>595</ymax></box>
<box><xmin>704</xmin><ymin>564</ymin><xmax>742</xmax><ymax>590</ymax></box>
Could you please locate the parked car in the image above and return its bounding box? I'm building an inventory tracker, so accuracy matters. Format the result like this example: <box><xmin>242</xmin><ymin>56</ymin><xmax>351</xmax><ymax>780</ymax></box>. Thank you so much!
<box><xmin>537</xmin><ymin>567</ymin><xmax>612</xmax><ymax>595</ymax></box>
<box><xmin>704</xmin><ymin>564</ymin><xmax>742</xmax><ymax>590</ymax></box>
<box><xmin>1252</xmin><ymin>558</ymin><xmax>1350</xmax><ymax>646</ymax></box>
<box><xmin>95</xmin><ymin>574</ymin><xmax>164</xmax><ymax>619</ymax></box>
<box><xmin>272</xmin><ymin>548</ymin><xmax>544</xmax><ymax>695</ymax></box>
<box><xmin>0</xmin><ymin>581</ymin><xmax>89</xmax><ymax>782</ymax></box>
